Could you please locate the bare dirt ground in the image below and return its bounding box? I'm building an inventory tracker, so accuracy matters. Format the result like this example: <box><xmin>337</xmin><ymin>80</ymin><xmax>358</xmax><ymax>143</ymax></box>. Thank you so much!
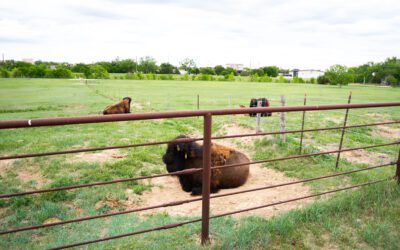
<box><xmin>374</xmin><ymin>125</ymin><xmax>400</xmax><ymax>139</ymax></box>
<box><xmin>314</xmin><ymin>143</ymin><xmax>393</xmax><ymax>165</ymax></box>
<box><xmin>132</xmin><ymin>164</ymin><xmax>312</xmax><ymax>218</ymax></box>
<box><xmin>119</xmin><ymin>122</ymin><xmax>313</xmax><ymax>219</ymax></box>
<box><xmin>67</xmin><ymin>149</ymin><xmax>127</xmax><ymax>164</ymax></box>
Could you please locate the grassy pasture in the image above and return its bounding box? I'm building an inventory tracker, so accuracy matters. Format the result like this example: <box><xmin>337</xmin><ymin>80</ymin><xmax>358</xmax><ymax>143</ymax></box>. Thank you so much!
<box><xmin>0</xmin><ymin>78</ymin><xmax>399</xmax><ymax>249</ymax></box>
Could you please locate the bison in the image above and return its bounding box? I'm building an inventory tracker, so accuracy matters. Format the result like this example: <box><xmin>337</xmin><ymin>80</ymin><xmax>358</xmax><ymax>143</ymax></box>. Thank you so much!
<box><xmin>249</xmin><ymin>98</ymin><xmax>271</xmax><ymax>117</ymax></box>
<box><xmin>162</xmin><ymin>135</ymin><xmax>250</xmax><ymax>195</ymax></box>
<box><xmin>103</xmin><ymin>97</ymin><xmax>132</xmax><ymax>115</ymax></box>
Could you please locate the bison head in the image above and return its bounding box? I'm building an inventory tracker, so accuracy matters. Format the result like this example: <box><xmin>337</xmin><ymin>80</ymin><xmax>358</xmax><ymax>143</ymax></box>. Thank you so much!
<box><xmin>162</xmin><ymin>135</ymin><xmax>199</xmax><ymax>173</ymax></box>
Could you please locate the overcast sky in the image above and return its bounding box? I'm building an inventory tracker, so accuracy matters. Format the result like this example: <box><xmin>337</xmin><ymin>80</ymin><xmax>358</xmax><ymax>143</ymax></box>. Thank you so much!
<box><xmin>1</xmin><ymin>0</ymin><xmax>399</xmax><ymax>70</ymax></box>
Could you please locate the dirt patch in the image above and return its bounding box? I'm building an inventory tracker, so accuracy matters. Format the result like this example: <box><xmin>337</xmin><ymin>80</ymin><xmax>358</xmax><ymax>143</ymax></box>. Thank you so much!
<box><xmin>218</xmin><ymin>122</ymin><xmax>268</xmax><ymax>149</ymax></box>
<box><xmin>341</xmin><ymin>150</ymin><xmax>391</xmax><ymax>165</ymax></box>
<box><xmin>365</xmin><ymin>113</ymin><xmax>391</xmax><ymax>119</ymax></box>
<box><xmin>324</xmin><ymin>117</ymin><xmax>343</xmax><ymax>124</ymax></box>
<box><xmin>131</xmin><ymin>102</ymin><xmax>143</xmax><ymax>110</ymax></box>
<box><xmin>16</xmin><ymin>167</ymin><xmax>47</xmax><ymax>187</ymax></box>
<box><xmin>129</xmin><ymin>163</ymin><xmax>312</xmax><ymax>218</ymax></box>
<box><xmin>67</xmin><ymin>149</ymin><xmax>127</xmax><ymax>164</ymax></box>
<box><xmin>374</xmin><ymin>125</ymin><xmax>400</xmax><ymax>139</ymax></box>
<box><xmin>0</xmin><ymin>159</ymin><xmax>15</xmax><ymax>177</ymax></box>
<box><xmin>43</xmin><ymin>217</ymin><xmax>62</xmax><ymax>225</ymax></box>
<box><xmin>317</xmin><ymin>143</ymin><xmax>391</xmax><ymax>165</ymax></box>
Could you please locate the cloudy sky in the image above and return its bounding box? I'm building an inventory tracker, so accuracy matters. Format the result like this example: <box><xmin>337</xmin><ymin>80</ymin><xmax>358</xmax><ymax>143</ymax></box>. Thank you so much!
<box><xmin>1</xmin><ymin>0</ymin><xmax>399</xmax><ymax>69</ymax></box>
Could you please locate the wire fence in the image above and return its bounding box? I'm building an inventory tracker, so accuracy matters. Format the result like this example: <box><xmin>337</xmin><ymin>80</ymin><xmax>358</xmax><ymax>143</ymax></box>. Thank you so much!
<box><xmin>0</xmin><ymin>102</ymin><xmax>399</xmax><ymax>249</ymax></box>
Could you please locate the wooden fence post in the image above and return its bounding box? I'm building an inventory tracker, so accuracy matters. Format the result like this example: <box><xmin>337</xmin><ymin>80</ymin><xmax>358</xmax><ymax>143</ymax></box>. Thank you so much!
<box><xmin>280</xmin><ymin>95</ymin><xmax>286</xmax><ymax>143</ymax></box>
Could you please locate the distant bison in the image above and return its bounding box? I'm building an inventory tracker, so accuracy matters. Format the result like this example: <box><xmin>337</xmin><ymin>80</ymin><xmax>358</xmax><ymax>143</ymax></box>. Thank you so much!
<box><xmin>162</xmin><ymin>135</ymin><xmax>250</xmax><ymax>195</ymax></box>
<box><xmin>249</xmin><ymin>98</ymin><xmax>271</xmax><ymax>117</ymax></box>
<box><xmin>103</xmin><ymin>97</ymin><xmax>132</xmax><ymax>115</ymax></box>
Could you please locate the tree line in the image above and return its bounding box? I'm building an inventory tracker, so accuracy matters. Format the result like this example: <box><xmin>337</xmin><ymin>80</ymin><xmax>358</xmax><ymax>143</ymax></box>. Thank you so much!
<box><xmin>0</xmin><ymin>56</ymin><xmax>399</xmax><ymax>87</ymax></box>
<box><xmin>318</xmin><ymin>57</ymin><xmax>400</xmax><ymax>87</ymax></box>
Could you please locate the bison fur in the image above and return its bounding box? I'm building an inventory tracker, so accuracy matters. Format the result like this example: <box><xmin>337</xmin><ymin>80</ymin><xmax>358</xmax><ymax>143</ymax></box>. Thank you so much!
<box><xmin>162</xmin><ymin>135</ymin><xmax>250</xmax><ymax>195</ymax></box>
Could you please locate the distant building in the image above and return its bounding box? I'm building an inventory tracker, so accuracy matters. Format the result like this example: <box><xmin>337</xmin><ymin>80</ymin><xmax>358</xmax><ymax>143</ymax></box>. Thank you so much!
<box><xmin>226</xmin><ymin>63</ymin><xmax>244</xmax><ymax>72</ymax></box>
<box><xmin>292</xmin><ymin>69</ymin><xmax>324</xmax><ymax>79</ymax></box>
<box><xmin>22</xmin><ymin>58</ymin><xmax>34</xmax><ymax>64</ymax></box>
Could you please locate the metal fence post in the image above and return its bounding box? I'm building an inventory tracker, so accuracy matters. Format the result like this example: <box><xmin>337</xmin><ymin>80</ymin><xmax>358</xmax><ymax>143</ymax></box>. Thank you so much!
<box><xmin>299</xmin><ymin>93</ymin><xmax>307</xmax><ymax>154</ymax></box>
<box><xmin>256</xmin><ymin>100</ymin><xmax>262</xmax><ymax>133</ymax></box>
<box><xmin>280</xmin><ymin>95</ymin><xmax>286</xmax><ymax>143</ymax></box>
<box><xmin>201</xmin><ymin>113</ymin><xmax>212</xmax><ymax>244</ymax></box>
<box><xmin>335</xmin><ymin>92</ymin><xmax>352</xmax><ymax>169</ymax></box>
<box><xmin>396</xmin><ymin>147</ymin><xmax>400</xmax><ymax>184</ymax></box>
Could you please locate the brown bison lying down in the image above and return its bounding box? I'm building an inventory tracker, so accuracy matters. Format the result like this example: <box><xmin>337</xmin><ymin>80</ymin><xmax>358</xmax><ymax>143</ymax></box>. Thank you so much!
<box><xmin>162</xmin><ymin>135</ymin><xmax>250</xmax><ymax>195</ymax></box>
<box><xmin>103</xmin><ymin>97</ymin><xmax>132</xmax><ymax>115</ymax></box>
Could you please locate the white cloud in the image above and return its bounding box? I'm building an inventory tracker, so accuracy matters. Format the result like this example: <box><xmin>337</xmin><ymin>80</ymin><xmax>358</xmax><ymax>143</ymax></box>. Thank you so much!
<box><xmin>0</xmin><ymin>0</ymin><xmax>399</xmax><ymax>69</ymax></box>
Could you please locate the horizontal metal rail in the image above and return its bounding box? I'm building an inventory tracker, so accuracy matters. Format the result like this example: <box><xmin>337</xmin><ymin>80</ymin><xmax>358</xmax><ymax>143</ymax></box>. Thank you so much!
<box><xmin>1</xmin><ymin>120</ymin><xmax>398</xmax><ymax>161</ymax></box>
<box><xmin>48</xmin><ymin>179</ymin><xmax>388</xmax><ymax>250</ymax></box>
<box><xmin>0</xmin><ymin>162</ymin><xmax>393</xmax><ymax>235</ymax></box>
<box><xmin>211</xmin><ymin>141</ymin><xmax>399</xmax><ymax>171</ymax></box>
<box><xmin>0</xmin><ymin>168</ymin><xmax>201</xmax><ymax>199</ymax></box>
<box><xmin>1</xmin><ymin>102</ymin><xmax>399</xmax><ymax>129</ymax></box>
<box><xmin>1</xmin><ymin>141</ymin><xmax>397</xmax><ymax>199</ymax></box>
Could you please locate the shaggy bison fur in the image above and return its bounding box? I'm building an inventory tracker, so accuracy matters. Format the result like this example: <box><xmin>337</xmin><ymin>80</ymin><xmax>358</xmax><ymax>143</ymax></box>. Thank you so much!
<box><xmin>103</xmin><ymin>97</ymin><xmax>132</xmax><ymax>115</ymax></box>
<box><xmin>162</xmin><ymin>135</ymin><xmax>250</xmax><ymax>195</ymax></box>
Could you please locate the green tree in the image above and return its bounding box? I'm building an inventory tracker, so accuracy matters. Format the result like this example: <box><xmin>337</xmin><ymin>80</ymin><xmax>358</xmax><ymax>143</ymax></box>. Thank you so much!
<box><xmin>214</xmin><ymin>65</ymin><xmax>225</xmax><ymax>75</ymax></box>
<box><xmin>324</xmin><ymin>64</ymin><xmax>353</xmax><ymax>87</ymax></box>
<box><xmin>89</xmin><ymin>65</ymin><xmax>109</xmax><ymax>79</ymax></box>
<box><xmin>262</xmin><ymin>66</ymin><xmax>279</xmax><ymax>77</ymax></box>
<box><xmin>51</xmin><ymin>67</ymin><xmax>73</xmax><ymax>78</ymax></box>
<box><xmin>317</xmin><ymin>75</ymin><xmax>330</xmax><ymax>85</ymax></box>
<box><xmin>179</xmin><ymin>58</ymin><xmax>196</xmax><ymax>74</ymax></box>
<box><xmin>200</xmin><ymin>67</ymin><xmax>216</xmax><ymax>75</ymax></box>
<box><xmin>0</xmin><ymin>68</ymin><xmax>10</xmax><ymax>78</ymax></box>
<box><xmin>159</xmin><ymin>63</ymin><xmax>175</xmax><ymax>74</ymax></box>
<box><xmin>138</xmin><ymin>57</ymin><xmax>158</xmax><ymax>73</ymax></box>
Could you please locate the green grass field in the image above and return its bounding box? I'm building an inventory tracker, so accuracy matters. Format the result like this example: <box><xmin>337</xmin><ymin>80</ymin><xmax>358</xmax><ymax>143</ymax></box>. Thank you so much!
<box><xmin>0</xmin><ymin>78</ymin><xmax>399</xmax><ymax>249</ymax></box>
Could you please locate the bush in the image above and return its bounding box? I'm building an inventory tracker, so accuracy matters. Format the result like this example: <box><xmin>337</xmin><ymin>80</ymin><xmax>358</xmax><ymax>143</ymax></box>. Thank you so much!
<box><xmin>89</xmin><ymin>65</ymin><xmax>109</xmax><ymax>79</ymax></box>
<box><xmin>157</xmin><ymin>74</ymin><xmax>174</xmax><ymax>80</ymax></box>
<box><xmin>317</xmin><ymin>75</ymin><xmax>330</xmax><ymax>84</ymax></box>
<box><xmin>224</xmin><ymin>72</ymin><xmax>235</xmax><ymax>81</ymax></box>
<box><xmin>258</xmin><ymin>75</ymin><xmax>272</xmax><ymax>82</ymax></box>
<box><xmin>0</xmin><ymin>68</ymin><xmax>10</xmax><ymax>77</ymax></box>
<box><xmin>181</xmin><ymin>74</ymin><xmax>189</xmax><ymax>81</ymax></box>
<box><xmin>292</xmin><ymin>76</ymin><xmax>305</xmax><ymax>83</ymax></box>
<box><xmin>11</xmin><ymin>68</ymin><xmax>23</xmax><ymax>77</ymax></box>
<box><xmin>310</xmin><ymin>77</ymin><xmax>316</xmax><ymax>84</ymax></box>
<box><xmin>250</xmin><ymin>73</ymin><xmax>259</xmax><ymax>82</ymax></box>
<box><xmin>195</xmin><ymin>74</ymin><xmax>214</xmax><ymax>81</ymax></box>
<box><xmin>386</xmin><ymin>75</ymin><xmax>399</xmax><ymax>87</ymax></box>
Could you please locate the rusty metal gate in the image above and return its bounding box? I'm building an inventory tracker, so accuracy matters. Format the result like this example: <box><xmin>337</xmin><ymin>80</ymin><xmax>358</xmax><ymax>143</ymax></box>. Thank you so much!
<box><xmin>0</xmin><ymin>102</ymin><xmax>399</xmax><ymax>249</ymax></box>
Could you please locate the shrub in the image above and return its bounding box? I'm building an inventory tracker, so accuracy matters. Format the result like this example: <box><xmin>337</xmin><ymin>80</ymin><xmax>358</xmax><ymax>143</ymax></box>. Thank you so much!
<box><xmin>158</xmin><ymin>74</ymin><xmax>174</xmax><ymax>80</ymax></box>
<box><xmin>11</xmin><ymin>68</ymin><xmax>23</xmax><ymax>77</ymax></box>
<box><xmin>0</xmin><ymin>68</ymin><xmax>10</xmax><ymax>77</ymax></box>
<box><xmin>317</xmin><ymin>75</ymin><xmax>330</xmax><ymax>84</ymax></box>
<box><xmin>386</xmin><ymin>75</ymin><xmax>399</xmax><ymax>87</ymax></box>
<box><xmin>292</xmin><ymin>76</ymin><xmax>305</xmax><ymax>83</ymax></box>
<box><xmin>224</xmin><ymin>72</ymin><xmax>235</xmax><ymax>81</ymax></box>
<box><xmin>258</xmin><ymin>75</ymin><xmax>272</xmax><ymax>82</ymax></box>
<box><xmin>181</xmin><ymin>74</ymin><xmax>189</xmax><ymax>81</ymax></box>
<box><xmin>196</xmin><ymin>74</ymin><xmax>213</xmax><ymax>81</ymax></box>
<box><xmin>250</xmin><ymin>73</ymin><xmax>259</xmax><ymax>82</ymax></box>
